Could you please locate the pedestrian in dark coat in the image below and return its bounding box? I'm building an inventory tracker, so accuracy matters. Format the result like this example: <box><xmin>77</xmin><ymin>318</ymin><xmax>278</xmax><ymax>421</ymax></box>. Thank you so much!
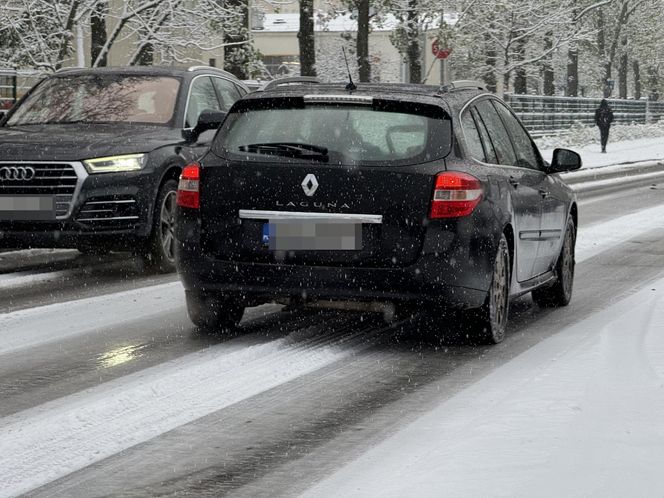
<box><xmin>594</xmin><ymin>99</ymin><xmax>614</xmax><ymax>153</ymax></box>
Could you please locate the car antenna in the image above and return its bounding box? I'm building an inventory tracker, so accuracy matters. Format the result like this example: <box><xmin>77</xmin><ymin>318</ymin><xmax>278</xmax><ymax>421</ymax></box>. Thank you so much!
<box><xmin>342</xmin><ymin>47</ymin><xmax>357</xmax><ymax>92</ymax></box>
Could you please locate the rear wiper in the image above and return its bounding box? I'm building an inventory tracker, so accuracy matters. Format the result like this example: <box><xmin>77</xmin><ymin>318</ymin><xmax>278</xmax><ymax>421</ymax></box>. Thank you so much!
<box><xmin>238</xmin><ymin>142</ymin><xmax>329</xmax><ymax>161</ymax></box>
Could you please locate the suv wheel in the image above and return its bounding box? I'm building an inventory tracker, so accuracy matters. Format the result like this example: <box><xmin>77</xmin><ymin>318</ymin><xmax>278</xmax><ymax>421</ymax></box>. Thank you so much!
<box><xmin>467</xmin><ymin>234</ymin><xmax>511</xmax><ymax>344</ymax></box>
<box><xmin>185</xmin><ymin>290</ymin><xmax>245</xmax><ymax>332</ymax></box>
<box><xmin>141</xmin><ymin>178</ymin><xmax>178</xmax><ymax>273</ymax></box>
<box><xmin>532</xmin><ymin>218</ymin><xmax>576</xmax><ymax>307</ymax></box>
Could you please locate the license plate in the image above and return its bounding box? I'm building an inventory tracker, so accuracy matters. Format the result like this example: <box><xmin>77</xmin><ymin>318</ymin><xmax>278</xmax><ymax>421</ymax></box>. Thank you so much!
<box><xmin>262</xmin><ymin>220</ymin><xmax>362</xmax><ymax>251</ymax></box>
<box><xmin>0</xmin><ymin>196</ymin><xmax>56</xmax><ymax>220</ymax></box>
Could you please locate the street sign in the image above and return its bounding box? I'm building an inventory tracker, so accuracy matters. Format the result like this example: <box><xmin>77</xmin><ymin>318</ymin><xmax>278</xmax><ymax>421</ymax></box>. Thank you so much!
<box><xmin>432</xmin><ymin>39</ymin><xmax>452</xmax><ymax>60</ymax></box>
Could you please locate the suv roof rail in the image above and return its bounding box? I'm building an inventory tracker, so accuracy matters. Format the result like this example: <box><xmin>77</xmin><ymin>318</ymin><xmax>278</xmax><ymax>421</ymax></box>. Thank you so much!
<box><xmin>54</xmin><ymin>67</ymin><xmax>79</xmax><ymax>73</ymax></box>
<box><xmin>438</xmin><ymin>80</ymin><xmax>487</xmax><ymax>93</ymax></box>
<box><xmin>263</xmin><ymin>76</ymin><xmax>320</xmax><ymax>91</ymax></box>
<box><xmin>187</xmin><ymin>65</ymin><xmax>236</xmax><ymax>77</ymax></box>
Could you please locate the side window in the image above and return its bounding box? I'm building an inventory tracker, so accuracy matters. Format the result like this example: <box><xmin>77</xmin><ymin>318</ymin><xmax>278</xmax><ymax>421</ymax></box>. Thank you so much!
<box><xmin>185</xmin><ymin>76</ymin><xmax>220</xmax><ymax>128</ymax></box>
<box><xmin>475</xmin><ymin>99</ymin><xmax>517</xmax><ymax>166</ymax></box>
<box><xmin>493</xmin><ymin>101</ymin><xmax>540</xmax><ymax>170</ymax></box>
<box><xmin>460</xmin><ymin>110</ymin><xmax>485</xmax><ymax>162</ymax></box>
<box><xmin>471</xmin><ymin>107</ymin><xmax>498</xmax><ymax>164</ymax></box>
<box><xmin>212</xmin><ymin>77</ymin><xmax>242</xmax><ymax>112</ymax></box>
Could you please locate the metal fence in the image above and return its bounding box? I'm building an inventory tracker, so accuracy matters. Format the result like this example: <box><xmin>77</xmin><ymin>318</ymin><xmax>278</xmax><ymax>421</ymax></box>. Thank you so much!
<box><xmin>0</xmin><ymin>69</ymin><xmax>44</xmax><ymax>116</ymax></box>
<box><xmin>504</xmin><ymin>94</ymin><xmax>664</xmax><ymax>137</ymax></box>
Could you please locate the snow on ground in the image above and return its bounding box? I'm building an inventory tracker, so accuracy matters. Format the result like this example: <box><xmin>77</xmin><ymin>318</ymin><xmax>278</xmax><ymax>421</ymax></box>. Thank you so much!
<box><xmin>304</xmin><ymin>276</ymin><xmax>664</xmax><ymax>498</ymax></box>
<box><xmin>3</xmin><ymin>201</ymin><xmax>664</xmax><ymax>497</ymax></box>
<box><xmin>0</xmin><ymin>309</ymin><xmax>384</xmax><ymax>498</ymax></box>
<box><xmin>541</xmin><ymin>135</ymin><xmax>664</xmax><ymax>169</ymax></box>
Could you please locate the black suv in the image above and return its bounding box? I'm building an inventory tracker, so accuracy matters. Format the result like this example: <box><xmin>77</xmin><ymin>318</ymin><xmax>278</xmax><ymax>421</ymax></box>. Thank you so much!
<box><xmin>0</xmin><ymin>65</ymin><xmax>248</xmax><ymax>271</ymax></box>
<box><xmin>175</xmin><ymin>79</ymin><xmax>581</xmax><ymax>343</ymax></box>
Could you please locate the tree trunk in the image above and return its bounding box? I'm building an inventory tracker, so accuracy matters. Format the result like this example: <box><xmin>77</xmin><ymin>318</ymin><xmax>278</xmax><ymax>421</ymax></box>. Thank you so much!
<box><xmin>90</xmin><ymin>0</ymin><xmax>108</xmax><ymax>67</ymax></box>
<box><xmin>482</xmin><ymin>30</ymin><xmax>497</xmax><ymax>93</ymax></box>
<box><xmin>134</xmin><ymin>43</ymin><xmax>154</xmax><ymax>66</ymax></box>
<box><xmin>566</xmin><ymin>46</ymin><xmax>578</xmax><ymax>97</ymax></box>
<box><xmin>542</xmin><ymin>32</ymin><xmax>555</xmax><ymax>96</ymax></box>
<box><xmin>596</xmin><ymin>8</ymin><xmax>611</xmax><ymax>97</ymax></box>
<box><xmin>54</xmin><ymin>0</ymin><xmax>81</xmax><ymax>70</ymax></box>
<box><xmin>646</xmin><ymin>66</ymin><xmax>659</xmax><ymax>100</ymax></box>
<box><xmin>298</xmin><ymin>0</ymin><xmax>316</xmax><ymax>76</ymax></box>
<box><xmin>513</xmin><ymin>39</ymin><xmax>527</xmax><ymax>94</ymax></box>
<box><xmin>356</xmin><ymin>0</ymin><xmax>370</xmax><ymax>82</ymax></box>
<box><xmin>405</xmin><ymin>0</ymin><xmax>422</xmax><ymax>83</ymax></box>
<box><xmin>565</xmin><ymin>8</ymin><xmax>578</xmax><ymax>97</ymax></box>
<box><xmin>633</xmin><ymin>60</ymin><xmax>641</xmax><ymax>100</ymax></box>
<box><xmin>223</xmin><ymin>0</ymin><xmax>251</xmax><ymax>79</ymax></box>
<box><xmin>618</xmin><ymin>56</ymin><xmax>628</xmax><ymax>98</ymax></box>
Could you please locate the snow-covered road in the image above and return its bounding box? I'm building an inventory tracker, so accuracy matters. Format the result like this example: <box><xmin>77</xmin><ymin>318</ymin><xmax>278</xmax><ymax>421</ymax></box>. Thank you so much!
<box><xmin>1</xmin><ymin>181</ymin><xmax>664</xmax><ymax>497</ymax></box>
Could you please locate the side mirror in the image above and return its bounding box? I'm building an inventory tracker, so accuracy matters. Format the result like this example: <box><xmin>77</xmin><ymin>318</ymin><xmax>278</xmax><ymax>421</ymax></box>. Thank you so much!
<box><xmin>549</xmin><ymin>148</ymin><xmax>582</xmax><ymax>173</ymax></box>
<box><xmin>182</xmin><ymin>109</ymin><xmax>227</xmax><ymax>143</ymax></box>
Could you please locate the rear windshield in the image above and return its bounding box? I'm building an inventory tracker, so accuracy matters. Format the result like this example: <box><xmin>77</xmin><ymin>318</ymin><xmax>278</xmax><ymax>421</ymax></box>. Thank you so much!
<box><xmin>213</xmin><ymin>100</ymin><xmax>451</xmax><ymax>166</ymax></box>
<box><xmin>7</xmin><ymin>74</ymin><xmax>180</xmax><ymax>126</ymax></box>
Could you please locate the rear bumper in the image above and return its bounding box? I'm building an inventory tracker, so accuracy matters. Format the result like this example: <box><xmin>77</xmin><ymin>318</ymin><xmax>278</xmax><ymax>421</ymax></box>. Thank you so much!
<box><xmin>176</xmin><ymin>245</ymin><xmax>489</xmax><ymax>309</ymax></box>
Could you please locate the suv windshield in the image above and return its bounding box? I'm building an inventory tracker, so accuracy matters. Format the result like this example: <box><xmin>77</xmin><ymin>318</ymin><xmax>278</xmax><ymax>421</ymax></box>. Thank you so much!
<box><xmin>214</xmin><ymin>101</ymin><xmax>452</xmax><ymax>166</ymax></box>
<box><xmin>6</xmin><ymin>74</ymin><xmax>180</xmax><ymax>126</ymax></box>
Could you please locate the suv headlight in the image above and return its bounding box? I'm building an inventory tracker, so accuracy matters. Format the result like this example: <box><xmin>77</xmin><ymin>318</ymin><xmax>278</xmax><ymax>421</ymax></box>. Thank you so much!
<box><xmin>83</xmin><ymin>154</ymin><xmax>146</xmax><ymax>173</ymax></box>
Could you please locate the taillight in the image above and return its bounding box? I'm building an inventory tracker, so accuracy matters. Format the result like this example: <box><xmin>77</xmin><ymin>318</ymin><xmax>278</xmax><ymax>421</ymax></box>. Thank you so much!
<box><xmin>176</xmin><ymin>163</ymin><xmax>200</xmax><ymax>209</ymax></box>
<box><xmin>429</xmin><ymin>172</ymin><xmax>483</xmax><ymax>219</ymax></box>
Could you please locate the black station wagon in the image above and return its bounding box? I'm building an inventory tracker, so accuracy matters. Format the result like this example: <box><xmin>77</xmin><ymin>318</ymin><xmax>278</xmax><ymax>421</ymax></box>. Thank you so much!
<box><xmin>175</xmin><ymin>78</ymin><xmax>581</xmax><ymax>343</ymax></box>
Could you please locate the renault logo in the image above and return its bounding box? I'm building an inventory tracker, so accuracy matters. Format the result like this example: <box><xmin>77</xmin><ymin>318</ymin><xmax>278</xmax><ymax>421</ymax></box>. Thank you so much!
<box><xmin>0</xmin><ymin>166</ymin><xmax>36</xmax><ymax>181</ymax></box>
<box><xmin>301</xmin><ymin>173</ymin><xmax>319</xmax><ymax>197</ymax></box>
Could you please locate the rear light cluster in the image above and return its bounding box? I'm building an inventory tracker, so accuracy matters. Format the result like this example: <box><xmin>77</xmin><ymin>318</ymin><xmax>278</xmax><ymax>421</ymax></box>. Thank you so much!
<box><xmin>429</xmin><ymin>172</ymin><xmax>483</xmax><ymax>219</ymax></box>
<box><xmin>176</xmin><ymin>163</ymin><xmax>200</xmax><ymax>209</ymax></box>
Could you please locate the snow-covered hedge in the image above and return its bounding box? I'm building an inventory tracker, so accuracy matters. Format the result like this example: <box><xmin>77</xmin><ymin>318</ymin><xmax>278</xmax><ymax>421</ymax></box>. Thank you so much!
<box><xmin>535</xmin><ymin>120</ymin><xmax>664</xmax><ymax>149</ymax></box>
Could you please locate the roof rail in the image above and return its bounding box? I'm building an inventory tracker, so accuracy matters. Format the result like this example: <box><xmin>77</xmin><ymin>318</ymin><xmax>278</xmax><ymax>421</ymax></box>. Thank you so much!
<box><xmin>438</xmin><ymin>80</ymin><xmax>487</xmax><ymax>93</ymax></box>
<box><xmin>187</xmin><ymin>65</ymin><xmax>236</xmax><ymax>77</ymax></box>
<box><xmin>263</xmin><ymin>76</ymin><xmax>320</xmax><ymax>91</ymax></box>
<box><xmin>54</xmin><ymin>67</ymin><xmax>80</xmax><ymax>73</ymax></box>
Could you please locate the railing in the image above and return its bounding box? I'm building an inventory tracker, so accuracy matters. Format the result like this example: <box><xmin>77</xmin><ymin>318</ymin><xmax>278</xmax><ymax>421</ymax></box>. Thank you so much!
<box><xmin>0</xmin><ymin>69</ymin><xmax>44</xmax><ymax>117</ymax></box>
<box><xmin>504</xmin><ymin>94</ymin><xmax>664</xmax><ymax>137</ymax></box>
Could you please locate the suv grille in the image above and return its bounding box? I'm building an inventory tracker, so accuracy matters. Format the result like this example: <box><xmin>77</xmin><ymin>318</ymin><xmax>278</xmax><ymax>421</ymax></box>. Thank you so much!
<box><xmin>0</xmin><ymin>163</ymin><xmax>78</xmax><ymax>218</ymax></box>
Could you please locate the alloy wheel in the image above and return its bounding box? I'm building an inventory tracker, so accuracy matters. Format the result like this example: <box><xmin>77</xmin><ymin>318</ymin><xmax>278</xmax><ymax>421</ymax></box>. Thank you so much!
<box><xmin>489</xmin><ymin>240</ymin><xmax>510</xmax><ymax>342</ymax></box>
<box><xmin>159</xmin><ymin>190</ymin><xmax>177</xmax><ymax>263</ymax></box>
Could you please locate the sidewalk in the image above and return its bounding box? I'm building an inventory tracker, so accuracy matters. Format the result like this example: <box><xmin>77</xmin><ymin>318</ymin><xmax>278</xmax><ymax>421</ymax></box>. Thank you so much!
<box><xmin>542</xmin><ymin>136</ymin><xmax>664</xmax><ymax>169</ymax></box>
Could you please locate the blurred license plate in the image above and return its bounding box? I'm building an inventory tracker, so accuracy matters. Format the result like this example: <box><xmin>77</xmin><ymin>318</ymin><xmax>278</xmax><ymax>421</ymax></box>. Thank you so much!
<box><xmin>0</xmin><ymin>196</ymin><xmax>56</xmax><ymax>220</ymax></box>
<box><xmin>262</xmin><ymin>220</ymin><xmax>362</xmax><ymax>250</ymax></box>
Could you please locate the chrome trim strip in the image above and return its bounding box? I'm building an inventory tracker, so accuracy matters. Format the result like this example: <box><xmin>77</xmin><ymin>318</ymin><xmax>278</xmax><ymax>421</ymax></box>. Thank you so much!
<box><xmin>76</xmin><ymin>215</ymin><xmax>139</xmax><ymax>222</ymax></box>
<box><xmin>0</xmin><ymin>160</ymin><xmax>87</xmax><ymax>220</ymax></box>
<box><xmin>239</xmin><ymin>209</ymin><xmax>382</xmax><ymax>224</ymax></box>
<box><xmin>84</xmin><ymin>199</ymin><xmax>136</xmax><ymax>205</ymax></box>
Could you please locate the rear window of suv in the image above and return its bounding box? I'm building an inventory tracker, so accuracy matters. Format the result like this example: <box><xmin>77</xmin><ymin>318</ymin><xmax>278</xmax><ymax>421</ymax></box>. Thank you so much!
<box><xmin>213</xmin><ymin>98</ymin><xmax>452</xmax><ymax>166</ymax></box>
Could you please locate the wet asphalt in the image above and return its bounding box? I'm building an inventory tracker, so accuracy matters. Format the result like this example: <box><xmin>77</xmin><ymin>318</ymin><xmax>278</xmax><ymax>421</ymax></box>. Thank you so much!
<box><xmin>1</xmin><ymin>181</ymin><xmax>664</xmax><ymax>497</ymax></box>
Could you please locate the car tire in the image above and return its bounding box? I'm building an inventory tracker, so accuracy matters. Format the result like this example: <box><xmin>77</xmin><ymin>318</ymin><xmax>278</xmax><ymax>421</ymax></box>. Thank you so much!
<box><xmin>532</xmin><ymin>217</ymin><xmax>576</xmax><ymax>308</ymax></box>
<box><xmin>185</xmin><ymin>290</ymin><xmax>245</xmax><ymax>332</ymax></box>
<box><xmin>466</xmin><ymin>234</ymin><xmax>511</xmax><ymax>344</ymax></box>
<box><xmin>141</xmin><ymin>178</ymin><xmax>178</xmax><ymax>273</ymax></box>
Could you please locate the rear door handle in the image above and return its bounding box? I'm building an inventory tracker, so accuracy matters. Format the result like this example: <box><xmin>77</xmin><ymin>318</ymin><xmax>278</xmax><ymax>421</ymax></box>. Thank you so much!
<box><xmin>539</xmin><ymin>188</ymin><xmax>550</xmax><ymax>198</ymax></box>
<box><xmin>508</xmin><ymin>177</ymin><xmax>519</xmax><ymax>189</ymax></box>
